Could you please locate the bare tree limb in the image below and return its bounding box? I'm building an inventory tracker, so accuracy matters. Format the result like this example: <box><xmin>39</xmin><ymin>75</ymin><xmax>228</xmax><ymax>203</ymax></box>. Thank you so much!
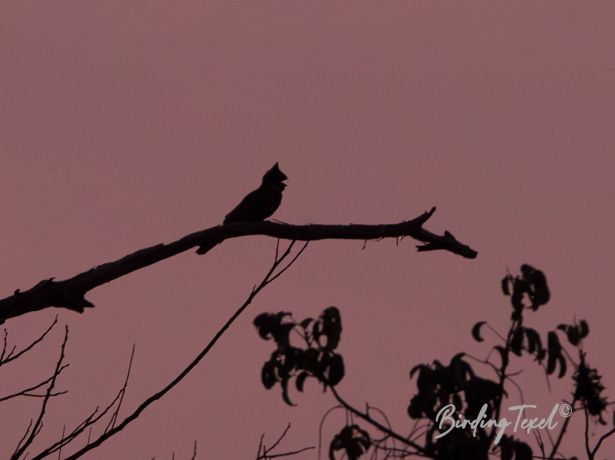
<box><xmin>255</xmin><ymin>423</ymin><xmax>314</xmax><ymax>460</ymax></box>
<box><xmin>12</xmin><ymin>326</ymin><xmax>69</xmax><ymax>460</ymax></box>
<box><xmin>105</xmin><ymin>344</ymin><xmax>136</xmax><ymax>433</ymax></box>
<box><xmin>62</xmin><ymin>241</ymin><xmax>308</xmax><ymax>459</ymax></box>
<box><xmin>591</xmin><ymin>426</ymin><xmax>615</xmax><ymax>458</ymax></box>
<box><xmin>328</xmin><ymin>386</ymin><xmax>427</xmax><ymax>455</ymax></box>
<box><xmin>0</xmin><ymin>317</ymin><xmax>58</xmax><ymax>366</ymax></box>
<box><xmin>0</xmin><ymin>208</ymin><xmax>477</xmax><ymax>324</ymax></box>
<box><xmin>548</xmin><ymin>398</ymin><xmax>577</xmax><ymax>459</ymax></box>
<box><xmin>30</xmin><ymin>348</ymin><xmax>138</xmax><ymax>460</ymax></box>
<box><xmin>0</xmin><ymin>364</ymin><xmax>68</xmax><ymax>403</ymax></box>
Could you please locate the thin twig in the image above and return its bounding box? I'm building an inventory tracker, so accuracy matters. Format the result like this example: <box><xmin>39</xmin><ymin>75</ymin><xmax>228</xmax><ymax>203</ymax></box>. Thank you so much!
<box><xmin>256</xmin><ymin>423</ymin><xmax>313</xmax><ymax>460</ymax></box>
<box><xmin>591</xmin><ymin>426</ymin><xmax>615</xmax><ymax>458</ymax></box>
<box><xmin>64</xmin><ymin>241</ymin><xmax>307</xmax><ymax>459</ymax></box>
<box><xmin>31</xmin><ymin>380</ymin><xmax>130</xmax><ymax>459</ymax></box>
<box><xmin>0</xmin><ymin>364</ymin><xmax>69</xmax><ymax>402</ymax></box>
<box><xmin>548</xmin><ymin>398</ymin><xmax>576</xmax><ymax>459</ymax></box>
<box><xmin>329</xmin><ymin>386</ymin><xmax>427</xmax><ymax>455</ymax></box>
<box><xmin>0</xmin><ymin>317</ymin><xmax>58</xmax><ymax>366</ymax></box>
<box><xmin>12</xmin><ymin>326</ymin><xmax>69</xmax><ymax>460</ymax></box>
<box><xmin>584</xmin><ymin>408</ymin><xmax>592</xmax><ymax>459</ymax></box>
<box><xmin>105</xmin><ymin>344</ymin><xmax>136</xmax><ymax>432</ymax></box>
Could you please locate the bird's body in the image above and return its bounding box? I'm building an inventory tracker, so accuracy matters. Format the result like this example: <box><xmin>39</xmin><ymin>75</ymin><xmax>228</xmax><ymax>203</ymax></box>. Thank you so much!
<box><xmin>224</xmin><ymin>164</ymin><xmax>287</xmax><ymax>223</ymax></box>
<box><xmin>196</xmin><ymin>163</ymin><xmax>288</xmax><ymax>254</ymax></box>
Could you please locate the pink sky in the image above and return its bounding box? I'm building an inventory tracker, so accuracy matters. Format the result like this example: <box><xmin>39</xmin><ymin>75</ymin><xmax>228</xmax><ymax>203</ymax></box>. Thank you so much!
<box><xmin>1</xmin><ymin>1</ymin><xmax>614</xmax><ymax>458</ymax></box>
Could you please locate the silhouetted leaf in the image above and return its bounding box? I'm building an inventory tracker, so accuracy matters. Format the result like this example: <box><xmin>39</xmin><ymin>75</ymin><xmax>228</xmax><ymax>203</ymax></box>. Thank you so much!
<box><xmin>450</xmin><ymin>353</ymin><xmax>472</xmax><ymax>386</ymax></box>
<box><xmin>296</xmin><ymin>371</ymin><xmax>309</xmax><ymax>392</ymax></box>
<box><xmin>499</xmin><ymin>436</ymin><xmax>514</xmax><ymax>460</ymax></box>
<box><xmin>327</xmin><ymin>353</ymin><xmax>345</xmax><ymax>386</ymax></box>
<box><xmin>501</xmin><ymin>276</ymin><xmax>511</xmax><ymax>296</ymax></box>
<box><xmin>410</xmin><ymin>364</ymin><xmax>428</xmax><ymax>379</ymax></box>
<box><xmin>416</xmin><ymin>366</ymin><xmax>435</xmax><ymax>392</ymax></box>
<box><xmin>254</xmin><ymin>313</ymin><xmax>275</xmax><ymax>340</ymax></box>
<box><xmin>558</xmin><ymin>320</ymin><xmax>589</xmax><ymax>346</ymax></box>
<box><xmin>301</xmin><ymin>348</ymin><xmax>320</xmax><ymax>374</ymax></box>
<box><xmin>536</xmin><ymin>347</ymin><xmax>546</xmax><ymax>363</ymax></box>
<box><xmin>514</xmin><ymin>440</ymin><xmax>533</xmax><ymax>460</ymax></box>
<box><xmin>329</xmin><ymin>425</ymin><xmax>370</xmax><ymax>460</ymax></box>
<box><xmin>261</xmin><ymin>361</ymin><xmax>276</xmax><ymax>389</ymax></box>
<box><xmin>472</xmin><ymin>321</ymin><xmax>486</xmax><ymax>342</ymax></box>
<box><xmin>567</xmin><ymin>327</ymin><xmax>581</xmax><ymax>346</ymax></box>
<box><xmin>579</xmin><ymin>320</ymin><xmax>589</xmax><ymax>338</ymax></box>
<box><xmin>315</xmin><ymin>306</ymin><xmax>342</xmax><ymax>351</ymax></box>
<box><xmin>464</xmin><ymin>376</ymin><xmax>503</xmax><ymax>419</ymax></box>
<box><xmin>557</xmin><ymin>354</ymin><xmax>567</xmax><ymax>378</ymax></box>
<box><xmin>511</xmin><ymin>328</ymin><xmax>523</xmax><ymax>356</ymax></box>
<box><xmin>407</xmin><ymin>395</ymin><xmax>422</xmax><ymax>419</ymax></box>
<box><xmin>511</xmin><ymin>279</ymin><xmax>524</xmax><ymax>312</ymax></box>
<box><xmin>546</xmin><ymin>332</ymin><xmax>561</xmax><ymax>376</ymax></box>
<box><xmin>523</xmin><ymin>327</ymin><xmax>542</xmax><ymax>355</ymax></box>
<box><xmin>520</xmin><ymin>264</ymin><xmax>550</xmax><ymax>309</ymax></box>
<box><xmin>272</xmin><ymin>322</ymin><xmax>295</xmax><ymax>348</ymax></box>
<box><xmin>452</xmin><ymin>393</ymin><xmax>463</xmax><ymax>411</ymax></box>
<box><xmin>574</xmin><ymin>355</ymin><xmax>607</xmax><ymax>421</ymax></box>
<box><xmin>253</xmin><ymin>312</ymin><xmax>292</xmax><ymax>341</ymax></box>
<box><xmin>281</xmin><ymin>378</ymin><xmax>295</xmax><ymax>406</ymax></box>
<box><xmin>500</xmin><ymin>436</ymin><xmax>533</xmax><ymax>460</ymax></box>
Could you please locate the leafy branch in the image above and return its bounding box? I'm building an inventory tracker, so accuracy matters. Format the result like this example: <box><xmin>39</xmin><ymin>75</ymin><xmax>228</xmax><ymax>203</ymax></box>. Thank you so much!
<box><xmin>254</xmin><ymin>265</ymin><xmax>613</xmax><ymax>459</ymax></box>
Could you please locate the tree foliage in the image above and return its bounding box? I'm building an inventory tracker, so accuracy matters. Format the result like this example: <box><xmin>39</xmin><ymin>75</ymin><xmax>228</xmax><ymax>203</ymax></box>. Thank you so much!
<box><xmin>255</xmin><ymin>265</ymin><xmax>613</xmax><ymax>459</ymax></box>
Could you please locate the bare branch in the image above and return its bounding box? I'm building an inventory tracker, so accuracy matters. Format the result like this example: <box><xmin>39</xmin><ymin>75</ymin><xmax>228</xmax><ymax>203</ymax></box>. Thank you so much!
<box><xmin>105</xmin><ymin>344</ymin><xmax>136</xmax><ymax>432</ymax></box>
<box><xmin>0</xmin><ymin>317</ymin><xmax>58</xmax><ymax>366</ymax></box>
<box><xmin>591</xmin><ymin>425</ymin><xmax>615</xmax><ymax>458</ymax></box>
<box><xmin>12</xmin><ymin>326</ymin><xmax>69</xmax><ymax>460</ymax></box>
<box><xmin>0</xmin><ymin>210</ymin><xmax>477</xmax><ymax>324</ymax></box>
<box><xmin>584</xmin><ymin>408</ymin><xmax>592</xmax><ymax>459</ymax></box>
<box><xmin>57</xmin><ymin>426</ymin><xmax>65</xmax><ymax>460</ymax></box>
<box><xmin>0</xmin><ymin>364</ymin><xmax>69</xmax><ymax>403</ymax></box>
<box><xmin>31</xmin><ymin>351</ymin><xmax>137</xmax><ymax>460</ymax></box>
<box><xmin>266</xmin><ymin>422</ymin><xmax>291</xmax><ymax>453</ymax></box>
<box><xmin>548</xmin><ymin>398</ymin><xmax>577</xmax><ymax>459</ymax></box>
<box><xmin>63</xmin><ymin>242</ymin><xmax>308</xmax><ymax>459</ymax></box>
<box><xmin>255</xmin><ymin>423</ymin><xmax>314</xmax><ymax>460</ymax></box>
<box><xmin>328</xmin><ymin>386</ymin><xmax>427</xmax><ymax>455</ymax></box>
<box><xmin>258</xmin><ymin>446</ymin><xmax>314</xmax><ymax>459</ymax></box>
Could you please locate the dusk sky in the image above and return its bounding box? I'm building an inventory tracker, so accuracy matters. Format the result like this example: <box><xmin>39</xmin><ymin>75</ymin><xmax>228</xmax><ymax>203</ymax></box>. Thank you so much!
<box><xmin>1</xmin><ymin>2</ymin><xmax>614</xmax><ymax>459</ymax></box>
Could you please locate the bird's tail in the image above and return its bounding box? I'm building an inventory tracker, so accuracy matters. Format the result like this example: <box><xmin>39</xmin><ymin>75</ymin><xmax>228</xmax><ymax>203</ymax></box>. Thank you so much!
<box><xmin>196</xmin><ymin>240</ymin><xmax>221</xmax><ymax>255</ymax></box>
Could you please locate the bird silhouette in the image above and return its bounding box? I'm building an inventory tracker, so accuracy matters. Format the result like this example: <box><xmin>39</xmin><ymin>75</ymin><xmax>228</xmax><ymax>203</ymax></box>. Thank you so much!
<box><xmin>196</xmin><ymin>163</ymin><xmax>288</xmax><ymax>254</ymax></box>
<box><xmin>223</xmin><ymin>162</ymin><xmax>287</xmax><ymax>223</ymax></box>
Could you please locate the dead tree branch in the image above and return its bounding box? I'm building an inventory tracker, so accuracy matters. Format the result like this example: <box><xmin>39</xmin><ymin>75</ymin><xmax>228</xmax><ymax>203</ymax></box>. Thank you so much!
<box><xmin>255</xmin><ymin>423</ymin><xmax>314</xmax><ymax>460</ymax></box>
<box><xmin>29</xmin><ymin>347</ymin><xmax>135</xmax><ymax>460</ymax></box>
<box><xmin>12</xmin><ymin>325</ymin><xmax>69</xmax><ymax>460</ymax></box>
<box><xmin>0</xmin><ymin>208</ymin><xmax>477</xmax><ymax>324</ymax></box>
<box><xmin>0</xmin><ymin>317</ymin><xmax>58</xmax><ymax>366</ymax></box>
<box><xmin>62</xmin><ymin>241</ymin><xmax>308</xmax><ymax>459</ymax></box>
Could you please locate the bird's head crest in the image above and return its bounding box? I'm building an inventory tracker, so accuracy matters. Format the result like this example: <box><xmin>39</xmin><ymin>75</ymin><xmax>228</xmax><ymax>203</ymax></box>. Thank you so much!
<box><xmin>263</xmin><ymin>162</ymin><xmax>288</xmax><ymax>186</ymax></box>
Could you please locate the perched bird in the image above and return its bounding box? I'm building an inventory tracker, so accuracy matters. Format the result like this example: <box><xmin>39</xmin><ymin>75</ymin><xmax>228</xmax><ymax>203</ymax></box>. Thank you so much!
<box><xmin>223</xmin><ymin>162</ymin><xmax>287</xmax><ymax>223</ymax></box>
<box><xmin>196</xmin><ymin>163</ymin><xmax>288</xmax><ymax>254</ymax></box>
